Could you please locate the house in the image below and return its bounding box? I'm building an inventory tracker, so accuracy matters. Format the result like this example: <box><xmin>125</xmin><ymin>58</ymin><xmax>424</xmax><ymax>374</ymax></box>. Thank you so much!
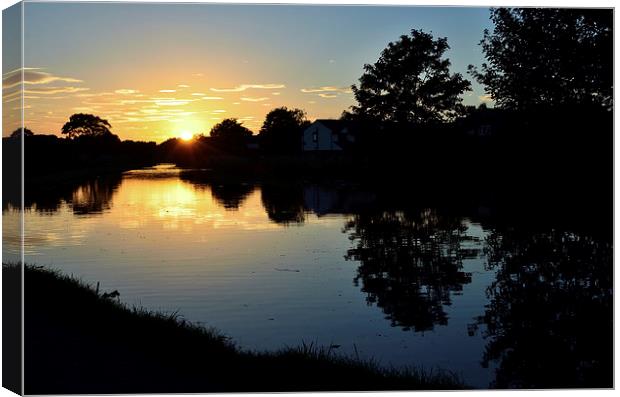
<box><xmin>302</xmin><ymin>120</ymin><xmax>363</xmax><ymax>151</ymax></box>
<box><xmin>458</xmin><ymin>105</ymin><xmax>503</xmax><ymax>138</ymax></box>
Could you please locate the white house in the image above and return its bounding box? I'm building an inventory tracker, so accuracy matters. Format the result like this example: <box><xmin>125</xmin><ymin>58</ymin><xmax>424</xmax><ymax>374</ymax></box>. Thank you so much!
<box><xmin>302</xmin><ymin>120</ymin><xmax>358</xmax><ymax>151</ymax></box>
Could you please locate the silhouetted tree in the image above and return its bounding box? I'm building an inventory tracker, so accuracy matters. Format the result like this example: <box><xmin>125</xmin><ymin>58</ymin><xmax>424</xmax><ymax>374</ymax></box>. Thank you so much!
<box><xmin>350</xmin><ymin>29</ymin><xmax>471</xmax><ymax>124</ymax></box>
<box><xmin>259</xmin><ymin>107</ymin><xmax>310</xmax><ymax>154</ymax></box>
<box><xmin>10</xmin><ymin>127</ymin><xmax>34</xmax><ymax>138</ymax></box>
<box><xmin>209</xmin><ymin>118</ymin><xmax>252</xmax><ymax>154</ymax></box>
<box><xmin>61</xmin><ymin>113</ymin><xmax>114</xmax><ymax>138</ymax></box>
<box><xmin>469</xmin><ymin>8</ymin><xmax>612</xmax><ymax>111</ymax></box>
<box><xmin>210</xmin><ymin>118</ymin><xmax>252</xmax><ymax>140</ymax></box>
<box><xmin>339</xmin><ymin>110</ymin><xmax>356</xmax><ymax>121</ymax></box>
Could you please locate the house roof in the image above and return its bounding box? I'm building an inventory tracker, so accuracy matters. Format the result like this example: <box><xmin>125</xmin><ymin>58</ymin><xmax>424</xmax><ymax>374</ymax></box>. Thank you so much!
<box><xmin>312</xmin><ymin>119</ymin><xmax>374</xmax><ymax>134</ymax></box>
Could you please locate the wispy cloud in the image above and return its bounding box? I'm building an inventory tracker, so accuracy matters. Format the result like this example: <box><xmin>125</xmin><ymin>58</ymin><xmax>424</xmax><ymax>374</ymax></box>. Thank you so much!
<box><xmin>301</xmin><ymin>86</ymin><xmax>351</xmax><ymax>93</ymax></box>
<box><xmin>25</xmin><ymin>86</ymin><xmax>89</xmax><ymax>95</ymax></box>
<box><xmin>12</xmin><ymin>104</ymin><xmax>32</xmax><ymax>110</ymax></box>
<box><xmin>202</xmin><ymin>96</ymin><xmax>223</xmax><ymax>100</ymax></box>
<box><xmin>159</xmin><ymin>89</ymin><xmax>176</xmax><ymax>93</ymax></box>
<box><xmin>76</xmin><ymin>92</ymin><xmax>114</xmax><ymax>98</ymax></box>
<box><xmin>191</xmin><ymin>93</ymin><xmax>206</xmax><ymax>96</ymax></box>
<box><xmin>2</xmin><ymin>89</ymin><xmax>23</xmax><ymax>103</ymax></box>
<box><xmin>479</xmin><ymin>94</ymin><xmax>494</xmax><ymax>103</ymax></box>
<box><xmin>115</xmin><ymin>89</ymin><xmax>139</xmax><ymax>95</ymax></box>
<box><xmin>2</xmin><ymin>68</ymin><xmax>82</xmax><ymax>89</ymax></box>
<box><xmin>240</xmin><ymin>96</ymin><xmax>269</xmax><ymax>102</ymax></box>
<box><xmin>2</xmin><ymin>68</ymin><xmax>87</xmax><ymax>103</ymax></box>
<box><xmin>318</xmin><ymin>93</ymin><xmax>338</xmax><ymax>98</ymax></box>
<box><xmin>211</xmin><ymin>84</ymin><xmax>285</xmax><ymax>92</ymax></box>
<box><xmin>177</xmin><ymin>84</ymin><xmax>190</xmax><ymax>88</ymax></box>
<box><xmin>153</xmin><ymin>98</ymin><xmax>196</xmax><ymax>106</ymax></box>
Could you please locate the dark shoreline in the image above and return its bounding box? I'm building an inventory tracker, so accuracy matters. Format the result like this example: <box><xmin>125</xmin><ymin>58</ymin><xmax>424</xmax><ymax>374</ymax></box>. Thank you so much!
<box><xmin>10</xmin><ymin>264</ymin><xmax>466</xmax><ymax>394</ymax></box>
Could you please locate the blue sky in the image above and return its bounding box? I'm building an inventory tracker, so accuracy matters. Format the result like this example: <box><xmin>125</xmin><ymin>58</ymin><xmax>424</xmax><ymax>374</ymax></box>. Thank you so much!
<box><xmin>6</xmin><ymin>3</ymin><xmax>495</xmax><ymax>140</ymax></box>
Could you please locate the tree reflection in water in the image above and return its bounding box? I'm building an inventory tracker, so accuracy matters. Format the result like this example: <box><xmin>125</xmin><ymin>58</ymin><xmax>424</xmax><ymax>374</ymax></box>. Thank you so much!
<box><xmin>260</xmin><ymin>182</ymin><xmax>306</xmax><ymax>225</ymax></box>
<box><xmin>179</xmin><ymin>172</ymin><xmax>256</xmax><ymax>211</ymax></box>
<box><xmin>6</xmin><ymin>174</ymin><xmax>123</xmax><ymax>215</ymax></box>
<box><xmin>209</xmin><ymin>182</ymin><xmax>255</xmax><ymax>210</ymax></box>
<box><xmin>69</xmin><ymin>175</ymin><xmax>122</xmax><ymax>215</ymax></box>
<box><xmin>344</xmin><ymin>209</ymin><xmax>477</xmax><ymax>332</ymax></box>
<box><xmin>473</xmin><ymin>228</ymin><xmax>613</xmax><ymax>388</ymax></box>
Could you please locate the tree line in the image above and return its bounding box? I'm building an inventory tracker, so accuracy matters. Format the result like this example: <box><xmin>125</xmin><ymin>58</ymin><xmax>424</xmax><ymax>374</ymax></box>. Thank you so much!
<box><xmin>10</xmin><ymin>105</ymin><xmax>311</xmax><ymax>155</ymax></box>
<box><xmin>6</xmin><ymin>8</ymin><xmax>612</xmax><ymax>177</ymax></box>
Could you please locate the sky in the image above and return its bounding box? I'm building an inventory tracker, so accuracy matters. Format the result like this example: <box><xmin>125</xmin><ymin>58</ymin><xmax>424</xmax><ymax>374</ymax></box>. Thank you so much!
<box><xmin>4</xmin><ymin>3</ymin><xmax>494</xmax><ymax>142</ymax></box>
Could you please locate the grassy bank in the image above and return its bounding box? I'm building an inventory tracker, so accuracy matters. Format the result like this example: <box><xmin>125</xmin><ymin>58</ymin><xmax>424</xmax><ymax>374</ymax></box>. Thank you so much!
<box><xmin>7</xmin><ymin>264</ymin><xmax>466</xmax><ymax>394</ymax></box>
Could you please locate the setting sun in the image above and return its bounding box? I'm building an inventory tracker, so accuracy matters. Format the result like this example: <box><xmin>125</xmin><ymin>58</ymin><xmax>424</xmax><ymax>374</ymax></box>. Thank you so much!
<box><xmin>180</xmin><ymin>131</ymin><xmax>194</xmax><ymax>141</ymax></box>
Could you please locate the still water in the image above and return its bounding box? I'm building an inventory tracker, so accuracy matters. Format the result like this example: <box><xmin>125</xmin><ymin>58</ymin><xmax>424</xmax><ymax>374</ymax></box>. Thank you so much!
<box><xmin>3</xmin><ymin>164</ymin><xmax>612</xmax><ymax>388</ymax></box>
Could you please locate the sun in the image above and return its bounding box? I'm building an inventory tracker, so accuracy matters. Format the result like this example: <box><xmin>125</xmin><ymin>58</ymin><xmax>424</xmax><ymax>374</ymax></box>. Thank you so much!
<box><xmin>180</xmin><ymin>131</ymin><xmax>194</xmax><ymax>141</ymax></box>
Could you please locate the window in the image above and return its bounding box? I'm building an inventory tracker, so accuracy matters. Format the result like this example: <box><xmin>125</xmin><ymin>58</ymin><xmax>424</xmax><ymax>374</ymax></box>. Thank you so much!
<box><xmin>312</xmin><ymin>130</ymin><xmax>318</xmax><ymax>142</ymax></box>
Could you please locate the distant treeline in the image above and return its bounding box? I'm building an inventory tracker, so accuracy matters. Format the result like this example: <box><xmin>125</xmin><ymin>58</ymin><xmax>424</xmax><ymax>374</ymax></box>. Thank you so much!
<box><xmin>2</xmin><ymin>102</ymin><xmax>612</xmax><ymax>179</ymax></box>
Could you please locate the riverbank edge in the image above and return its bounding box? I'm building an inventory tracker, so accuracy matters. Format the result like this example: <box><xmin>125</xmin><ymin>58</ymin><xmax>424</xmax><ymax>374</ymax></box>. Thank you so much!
<box><xmin>6</xmin><ymin>264</ymin><xmax>467</xmax><ymax>394</ymax></box>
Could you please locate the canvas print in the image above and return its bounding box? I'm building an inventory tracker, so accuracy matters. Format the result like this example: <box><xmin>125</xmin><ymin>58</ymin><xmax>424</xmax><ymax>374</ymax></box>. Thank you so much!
<box><xmin>2</xmin><ymin>2</ymin><xmax>613</xmax><ymax>394</ymax></box>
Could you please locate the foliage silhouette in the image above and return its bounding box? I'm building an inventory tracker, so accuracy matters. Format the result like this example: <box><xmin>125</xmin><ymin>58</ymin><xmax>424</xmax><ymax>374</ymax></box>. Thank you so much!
<box><xmin>469</xmin><ymin>8</ymin><xmax>612</xmax><ymax>111</ymax></box>
<box><xmin>344</xmin><ymin>209</ymin><xmax>476</xmax><ymax>332</ymax></box>
<box><xmin>61</xmin><ymin>113</ymin><xmax>115</xmax><ymax>139</ymax></box>
<box><xmin>209</xmin><ymin>118</ymin><xmax>253</xmax><ymax>155</ymax></box>
<box><xmin>158</xmin><ymin>136</ymin><xmax>218</xmax><ymax>167</ymax></box>
<box><xmin>472</xmin><ymin>227</ymin><xmax>613</xmax><ymax>388</ymax></box>
<box><xmin>259</xmin><ymin>107</ymin><xmax>310</xmax><ymax>154</ymax></box>
<box><xmin>210</xmin><ymin>118</ymin><xmax>252</xmax><ymax>140</ymax></box>
<box><xmin>350</xmin><ymin>29</ymin><xmax>471</xmax><ymax>124</ymax></box>
<box><xmin>10</xmin><ymin>127</ymin><xmax>34</xmax><ymax>138</ymax></box>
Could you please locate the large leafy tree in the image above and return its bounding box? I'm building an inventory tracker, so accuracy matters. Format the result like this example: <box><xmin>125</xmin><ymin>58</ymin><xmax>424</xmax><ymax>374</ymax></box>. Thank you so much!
<box><xmin>209</xmin><ymin>118</ymin><xmax>252</xmax><ymax>140</ymax></box>
<box><xmin>469</xmin><ymin>8</ymin><xmax>612</xmax><ymax>111</ymax></box>
<box><xmin>350</xmin><ymin>29</ymin><xmax>471</xmax><ymax>124</ymax></box>
<box><xmin>259</xmin><ymin>107</ymin><xmax>310</xmax><ymax>154</ymax></box>
<box><xmin>209</xmin><ymin>118</ymin><xmax>252</xmax><ymax>154</ymax></box>
<box><xmin>61</xmin><ymin>113</ymin><xmax>113</xmax><ymax>138</ymax></box>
